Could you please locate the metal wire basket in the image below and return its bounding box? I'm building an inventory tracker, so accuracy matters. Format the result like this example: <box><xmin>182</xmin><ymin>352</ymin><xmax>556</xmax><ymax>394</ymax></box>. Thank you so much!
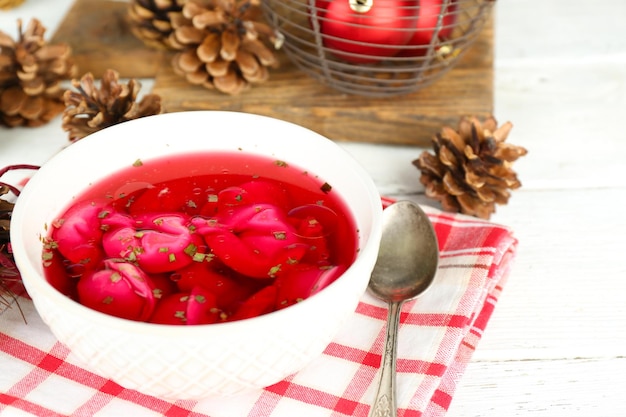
<box><xmin>261</xmin><ymin>0</ymin><xmax>494</xmax><ymax>97</ymax></box>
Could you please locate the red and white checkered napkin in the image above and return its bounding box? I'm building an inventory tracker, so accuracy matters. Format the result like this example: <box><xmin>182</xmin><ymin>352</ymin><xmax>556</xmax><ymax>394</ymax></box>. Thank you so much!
<box><xmin>0</xmin><ymin>201</ymin><xmax>518</xmax><ymax>417</ymax></box>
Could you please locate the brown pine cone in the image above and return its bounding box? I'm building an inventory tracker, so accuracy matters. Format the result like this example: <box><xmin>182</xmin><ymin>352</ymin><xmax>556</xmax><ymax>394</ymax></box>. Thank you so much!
<box><xmin>413</xmin><ymin>116</ymin><xmax>527</xmax><ymax>219</ymax></box>
<box><xmin>62</xmin><ymin>69</ymin><xmax>163</xmax><ymax>142</ymax></box>
<box><xmin>128</xmin><ymin>0</ymin><xmax>186</xmax><ymax>50</ymax></box>
<box><xmin>169</xmin><ymin>0</ymin><xmax>283</xmax><ymax>94</ymax></box>
<box><xmin>0</xmin><ymin>0</ymin><xmax>25</xmax><ymax>10</ymax></box>
<box><xmin>0</xmin><ymin>19</ymin><xmax>76</xmax><ymax>127</ymax></box>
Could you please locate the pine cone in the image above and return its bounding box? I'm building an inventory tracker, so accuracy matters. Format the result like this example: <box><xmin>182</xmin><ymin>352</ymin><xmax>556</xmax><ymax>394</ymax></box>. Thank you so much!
<box><xmin>128</xmin><ymin>0</ymin><xmax>186</xmax><ymax>50</ymax></box>
<box><xmin>62</xmin><ymin>69</ymin><xmax>163</xmax><ymax>142</ymax></box>
<box><xmin>169</xmin><ymin>0</ymin><xmax>284</xmax><ymax>94</ymax></box>
<box><xmin>0</xmin><ymin>18</ymin><xmax>76</xmax><ymax>127</ymax></box>
<box><xmin>413</xmin><ymin>116</ymin><xmax>527</xmax><ymax>219</ymax></box>
<box><xmin>0</xmin><ymin>0</ymin><xmax>25</xmax><ymax>10</ymax></box>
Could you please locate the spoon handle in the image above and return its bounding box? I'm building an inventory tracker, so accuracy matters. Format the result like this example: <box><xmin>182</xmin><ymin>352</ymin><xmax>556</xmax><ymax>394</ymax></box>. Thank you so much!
<box><xmin>368</xmin><ymin>301</ymin><xmax>402</xmax><ymax>417</ymax></box>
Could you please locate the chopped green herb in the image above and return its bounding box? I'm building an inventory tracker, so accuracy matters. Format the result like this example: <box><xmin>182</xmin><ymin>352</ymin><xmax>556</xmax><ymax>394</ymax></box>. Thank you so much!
<box><xmin>159</xmin><ymin>247</ymin><xmax>169</xmax><ymax>253</ymax></box>
<box><xmin>274</xmin><ymin>160</ymin><xmax>288</xmax><ymax>167</ymax></box>
<box><xmin>184</xmin><ymin>243</ymin><xmax>198</xmax><ymax>257</ymax></box>
<box><xmin>133</xmin><ymin>159</ymin><xmax>143</xmax><ymax>167</ymax></box>
<box><xmin>194</xmin><ymin>295</ymin><xmax>206</xmax><ymax>303</ymax></box>
<box><xmin>168</xmin><ymin>253</ymin><xmax>176</xmax><ymax>263</ymax></box>
<box><xmin>268</xmin><ymin>264</ymin><xmax>282</xmax><ymax>276</ymax></box>
<box><xmin>102</xmin><ymin>296</ymin><xmax>114</xmax><ymax>305</ymax></box>
<box><xmin>42</xmin><ymin>238</ymin><xmax>58</xmax><ymax>250</ymax></box>
<box><xmin>110</xmin><ymin>272</ymin><xmax>122</xmax><ymax>283</ymax></box>
<box><xmin>273</xmin><ymin>231</ymin><xmax>287</xmax><ymax>240</ymax></box>
<box><xmin>192</xmin><ymin>253</ymin><xmax>206</xmax><ymax>262</ymax></box>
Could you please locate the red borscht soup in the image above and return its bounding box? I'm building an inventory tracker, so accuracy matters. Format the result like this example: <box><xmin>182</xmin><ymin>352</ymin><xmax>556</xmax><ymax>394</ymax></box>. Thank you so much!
<box><xmin>42</xmin><ymin>152</ymin><xmax>358</xmax><ymax>325</ymax></box>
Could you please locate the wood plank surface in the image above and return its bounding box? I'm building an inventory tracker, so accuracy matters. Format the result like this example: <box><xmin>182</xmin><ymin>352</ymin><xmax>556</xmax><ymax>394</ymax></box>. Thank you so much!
<box><xmin>448</xmin><ymin>357</ymin><xmax>626</xmax><ymax>416</ymax></box>
<box><xmin>49</xmin><ymin>0</ymin><xmax>494</xmax><ymax>147</ymax></box>
<box><xmin>153</xmin><ymin>18</ymin><xmax>494</xmax><ymax>147</ymax></box>
<box><xmin>50</xmin><ymin>0</ymin><xmax>164</xmax><ymax>78</ymax></box>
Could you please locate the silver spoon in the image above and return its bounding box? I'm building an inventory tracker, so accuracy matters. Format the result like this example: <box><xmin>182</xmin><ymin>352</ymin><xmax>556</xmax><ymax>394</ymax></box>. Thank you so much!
<box><xmin>367</xmin><ymin>200</ymin><xmax>439</xmax><ymax>417</ymax></box>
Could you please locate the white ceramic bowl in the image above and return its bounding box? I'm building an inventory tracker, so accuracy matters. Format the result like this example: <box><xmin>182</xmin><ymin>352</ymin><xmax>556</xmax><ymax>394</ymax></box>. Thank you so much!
<box><xmin>10</xmin><ymin>111</ymin><xmax>382</xmax><ymax>400</ymax></box>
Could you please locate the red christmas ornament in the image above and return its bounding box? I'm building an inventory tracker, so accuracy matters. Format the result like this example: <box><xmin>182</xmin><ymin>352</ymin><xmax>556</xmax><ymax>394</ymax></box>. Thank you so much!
<box><xmin>398</xmin><ymin>0</ymin><xmax>457</xmax><ymax>57</ymax></box>
<box><xmin>319</xmin><ymin>0</ymin><xmax>419</xmax><ymax>64</ymax></box>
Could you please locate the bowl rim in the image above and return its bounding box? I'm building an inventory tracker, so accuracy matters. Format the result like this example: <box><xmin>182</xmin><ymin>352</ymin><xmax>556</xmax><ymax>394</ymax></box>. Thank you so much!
<box><xmin>10</xmin><ymin>110</ymin><xmax>383</xmax><ymax>337</ymax></box>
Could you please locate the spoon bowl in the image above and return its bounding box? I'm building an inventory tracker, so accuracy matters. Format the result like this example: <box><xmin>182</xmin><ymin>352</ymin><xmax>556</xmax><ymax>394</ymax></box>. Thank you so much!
<box><xmin>367</xmin><ymin>200</ymin><xmax>439</xmax><ymax>417</ymax></box>
<box><xmin>369</xmin><ymin>201</ymin><xmax>439</xmax><ymax>302</ymax></box>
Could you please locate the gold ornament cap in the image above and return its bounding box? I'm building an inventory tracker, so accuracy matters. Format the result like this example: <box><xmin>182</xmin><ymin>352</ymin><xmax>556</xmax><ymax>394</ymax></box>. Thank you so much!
<box><xmin>349</xmin><ymin>0</ymin><xmax>373</xmax><ymax>13</ymax></box>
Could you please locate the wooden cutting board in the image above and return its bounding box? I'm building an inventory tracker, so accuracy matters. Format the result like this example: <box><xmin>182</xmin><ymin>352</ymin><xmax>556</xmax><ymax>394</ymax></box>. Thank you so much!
<box><xmin>51</xmin><ymin>0</ymin><xmax>165</xmax><ymax>78</ymax></box>
<box><xmin>52</xmin><ymin>0</ymin><xmax>494</xmax><ymax>147</ymax></box>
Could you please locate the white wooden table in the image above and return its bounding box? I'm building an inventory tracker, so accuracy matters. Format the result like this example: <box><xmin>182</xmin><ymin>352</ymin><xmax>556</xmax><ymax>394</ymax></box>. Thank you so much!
<box><xmin>2</xmin><ymin>1</ymin><xmax>625</xmax><ymax>415</ymax></box>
